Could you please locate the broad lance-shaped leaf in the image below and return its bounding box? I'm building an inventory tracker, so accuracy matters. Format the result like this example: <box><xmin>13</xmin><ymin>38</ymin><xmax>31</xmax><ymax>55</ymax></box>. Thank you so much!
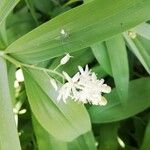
<box><xmin>133</xmin><ymin>23</ymin><xmax>150</xmax><ymax>40</ymax></box>
<box><xmin>89</xmin><ymin>77</ymin><xmax>150</xmax><ymax>123</ymax></box>
<box><xmin>5</xmin><ymin>0</ymin><xmax>150</xmax><ymax>63</ymax></box>
<box><xmin>7</xmin><ymin>62</ymin><xmax>16</xmax><ymax>105</ymax></box>
<box><xmin>32</xmin><ymin>115</ymin><xmax>67</xmax><ymax>150</ymax></box>
<box><xmin>0</xmin><ymin>0</ymin><xmax>20</xmax><ymax>26</ymax></box>
<box><xmin>68</xmin><ymin>131</ymin><xmax>96</xmax><ymax>150</ymax></box>
<box><xmin>98</xmin><ymin>123</ymin><xmax>119</xmax><ymax>150</ymax></box>
<box><xmin>0</xmin><ymin>57</ymin><xmax>21</xmax><ymax>150</ymax></box>
<box><xmin>33</xmin><ymin>113</ymin><xmax>96</xmax><ymax>150</ymax></box>
<box><xmin>140</xmin><ymin>119</ymin><xmax>150</xmax><ymax>150</ymax></box>
<box><xmin>124</xmin><ymin>33</ymin><xmax>150</xmax><ymax>74</ymax></box>
<box><xmin>106</xmin><ymin>35</ymin><xmax>129</xmax><ymax>102</ymax></box>
<box><xmin>23</xmin><ymin>67</ymin><xmax>91</xmax><ymax>141</ymax></box>
<box><xmin>92</xmin><ymin>42</ymin><xmax>112</xmax><ymax>75</ymax></box>
<box><xmin>138</xmin><ymin>35</ymin><xmax>150</xmax><ymax>56</ymax></box>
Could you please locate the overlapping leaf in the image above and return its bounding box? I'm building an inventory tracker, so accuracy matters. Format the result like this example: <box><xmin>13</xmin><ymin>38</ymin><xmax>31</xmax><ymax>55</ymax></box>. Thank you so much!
<box><xmin>23</xmin><ymin>67</ymin><xmax>91</xmax><ymax>141</ymax></box>
<box><xmin>89</xmin><ymin>77</ymin><xmax>150</xmax><ymax>123</ymax></box>
<box><xmin>0</xmin><ymin>0</ymin><xmax>20</xmax><ymax>25</ymax></box>
<box><xmin>68</xmin><ymin>131</ymin><xmax>96</xmax><ymax>150</ymax></box>
<box><xmin>99</xmin><ymin>123</ymin><xmax>119</xmax><ymax>150</ymax></box>
<box><xmin>124</xmin><ymin>33</ymin><xmax>150</xmax><ymax>74</ymax></box>
<box><xmin>5</xmin><ymin>0</ymin><xmax>150</xmax><ymax>63</ymax></box>
<box><xmin>106</xmin><ymin>35</ymin><xmax>129</xmax><ymax>102</ymax></box>
<box><xmin>140</xmin><ymin>118</ymin><xmax>150</xmax><ymax>150</ymax></box>
<box><xmin>0</xmin><ymin>57</ymin><xmax>21</xmax><ymax>150</ymax></box>
<box><xmin>134</xmin><ymin>23</ymin><xmax>150</xmax><ymax>40</ymax></box>
<box><xmin>32</xmin><ymin>115</ymin><xmax>67</xmax><ymax>150</ymax></box>
<box><xmin>92</xmin><ymin>42</ymin><xmax>112</xmax><ymax>75</ymax></box>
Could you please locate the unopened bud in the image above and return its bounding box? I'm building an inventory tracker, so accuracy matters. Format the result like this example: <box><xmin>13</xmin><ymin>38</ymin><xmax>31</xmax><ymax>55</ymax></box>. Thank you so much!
<box><xmin>60</xmin><ymin>53</ymin><xmax>72</xmax><ymax>65</ymax></box>
<box><xmin>16</xmin><ymin>69</ymin><xmax>24</xmax><ymax>82</ymax></box>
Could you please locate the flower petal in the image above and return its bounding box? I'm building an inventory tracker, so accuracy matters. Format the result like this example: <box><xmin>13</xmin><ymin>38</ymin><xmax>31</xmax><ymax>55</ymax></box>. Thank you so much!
<box><xmin>63</xmin><ymin>71</ymin><xmax>71</xmax><ymax>81</ymax></box>
<box><xmin>101</xmin><ymin>84</ymin><xmax>111</xmax><ymax>93</ymax></box>
<box><xmin>78</xmin><ymin>66</ymin><xmax>84</xmax><ymax>74</ymax></box>
<box><xmin>72</xmin><ymin>72</ymin><xmax>80</xmax><ymax>82</ymax></box>
<box><xmin>99</xmin><ymin>96</ymin><xmax>107</xmax><ymax>106</ymax></box>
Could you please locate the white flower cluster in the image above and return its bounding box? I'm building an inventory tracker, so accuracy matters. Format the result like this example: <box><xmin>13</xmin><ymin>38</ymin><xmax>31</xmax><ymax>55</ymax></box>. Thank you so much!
<box><xmin>57</xmin><ymin>65</ymin><xmax>111</xmax><ymax>105</ymax></box>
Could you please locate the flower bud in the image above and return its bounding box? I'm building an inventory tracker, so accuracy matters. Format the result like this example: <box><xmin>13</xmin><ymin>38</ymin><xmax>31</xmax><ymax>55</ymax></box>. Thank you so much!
<box><xmin>60</xmin><ymin>53</ymin><xmax>72</xmax><ymax>65</ymax></box>
<box><xmin>16</xmin><ymin>69</ymin><xmax>24</xmax><ymax>82</ymax></box>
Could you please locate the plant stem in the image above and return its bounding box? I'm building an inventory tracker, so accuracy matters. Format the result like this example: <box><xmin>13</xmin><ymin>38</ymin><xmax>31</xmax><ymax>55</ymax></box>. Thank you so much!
<box><xmin>54</xmin><ymin>64</ymin><xmax>62</xmax><ymax>71</ymax></box>
<box><xmin>3</xmin><ymin>54</ymin><xmax>64</xmax><ymax>79</ymax></box>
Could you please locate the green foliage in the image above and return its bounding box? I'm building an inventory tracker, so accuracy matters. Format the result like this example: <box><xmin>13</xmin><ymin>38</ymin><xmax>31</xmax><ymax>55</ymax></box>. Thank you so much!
<box><xmin>23</xmin><ymin>67</ymin><xmax>91</xmax><ymax>141</ymax></box>
<box><xmin>89</xmin><ymin>77</ymin><xmax>150</xmax><ymax>123</ymax></box>
<box><xmin>0</xmin><ymin>0</ymin><xmax>20</xmax><ymax>26</ymax></box>
<box><xmin>0</xmin><ymin>58</ymin><xmax>21</xmax><ymax>150</ymax></box>
<box><xmin>0</xmin><ymin>0</ymin><xmax>150</xmax><ymax>149</ymax></box>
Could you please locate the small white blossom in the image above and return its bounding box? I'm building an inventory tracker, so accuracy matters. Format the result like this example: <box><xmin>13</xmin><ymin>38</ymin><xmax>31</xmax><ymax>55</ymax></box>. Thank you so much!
<box><xmin>16</xmin><ymin>69</ymin><xmax>24</xmax><ymax>82</ymax></box>
<box><xmin>60</xmin><ymin>53</ymin><xmax>72</xmax><ymax>65</ymax></box>
<box><xmin>57</xmin><ymin>65</ymin><xmax>111</xmax><ymax>105</ymax></box>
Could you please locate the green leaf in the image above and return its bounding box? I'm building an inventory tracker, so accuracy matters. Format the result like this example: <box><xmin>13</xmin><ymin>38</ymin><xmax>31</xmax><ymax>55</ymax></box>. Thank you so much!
<box><xmin>0</xmin><ymin>0</ymin><xmax>20</xmax><ymax>26</ymax></box>
<box><xmin>5</xmin><ymin>0</ymin><xmax>150</xmax><ymax>63</ymax></box>
<box><xmin>92</xmin><ymin>42</ymin><xmax>112</xmax><ymax>75</ymax></box>
<box><xmin>32</xmin><ymin>0</ymin><xmax>53</xmax><ymax>15</ymax></box>
<box><xmin>23</xmin><ymin>67</ymin><xmax>91</xmax><ymax>141</ymax></box>
<box><xmin>140</xmin><ymin>119</ymin><xmax>150</xmax><ymax>150</ymax></box>
<box><xmin>25</xmin><ymin>0</ymin><xmax>39</xmax><ymax>25</ymax></box>
<box><xmin>106</xmin><ymin>34</ymin><xmax>129</xmax><ymax>102</ymax></box>
<box><xmin>0</xmin><ymin>57</ymin><xmax>21</xmax><ymax>150</ymax></box>
<box><xmin>6</xmin><ymin>8</ymin><xmax>36</xmax><ymax>44</ymax></box>
<box><xmin>88</xmin><ymin>77</ymin><xmax>150</xmax><ymax>123</ymax></box>
<box><xmin>124</xmin><ymin>33</ymin><xmax>150</xmax><ymax>74</ymax></box>
<box><xmin>91</xmin><ymin>65</ymin><xmax>108</xmax><ymax>78</ymax></box>
<box><xmin>134</xmin><ymin>23</ymin><xmax>150</xmax><ymax>40</ymax></box>
<box><xmin>0</xmin><ymin>21</ymin><xmax>8</xmax><ymax>47</ymax></box>
<box><xmin>68</xmin><ymin>131</ymin><xmax>96</xmax><ymax>150</ymax></box>
<box><xmin>138</xmin><ymin>35</ymin><xmax>150</xmax><ymax>56</ymax></box>
<box><xmin>7</xmin><ymin>62</ymin><xmax>16</xmax><ymax>105</ymax></box>
<box><xmin>32</xmin><ymin>115</ymin><xmax>67</xmax><ymax>150</ymax></box>
<box><xmin>64</xmin><ymin>0</ymin><xmax>82</xmax><ymax>6</ymax></box>
<box><xmin>98</xmin><ymin>123</ymin><xmax>119</xmax><ymax>150</ymax></box>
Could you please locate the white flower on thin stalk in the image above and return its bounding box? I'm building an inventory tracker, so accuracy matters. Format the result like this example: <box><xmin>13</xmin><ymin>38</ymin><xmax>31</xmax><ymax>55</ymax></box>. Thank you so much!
<box><xmin>57</xmin><ymin>65</ymin><xmax>111</xmax><ymax>105</ymax></box>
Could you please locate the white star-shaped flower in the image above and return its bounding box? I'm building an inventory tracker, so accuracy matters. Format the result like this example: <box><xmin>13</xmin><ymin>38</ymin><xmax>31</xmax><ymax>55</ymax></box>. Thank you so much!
<box><xmin>57</xmin><ymin>65</ymin><xmax>111</xmax><ymax>105</ymax></box>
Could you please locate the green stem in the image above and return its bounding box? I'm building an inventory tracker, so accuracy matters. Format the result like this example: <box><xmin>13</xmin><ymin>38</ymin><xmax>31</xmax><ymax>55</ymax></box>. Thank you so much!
<box><xmin>3</xmin><ymin>54</ymin><xmax>21</xmax><ymax>67</ymax></box>
<box><xmin>53</xmin><ymin>64</ymin><xmax>62</xmax><ymax>71</ymax></box>
<box><xmin>0</xmin><ymin>57</ymin><xmax>21</xmax><ymax>150</ymax></box>
<box><xmin>3</xmin><ymin>54</ymin><xmax>64</xmax><ymax>79</ymax></box>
